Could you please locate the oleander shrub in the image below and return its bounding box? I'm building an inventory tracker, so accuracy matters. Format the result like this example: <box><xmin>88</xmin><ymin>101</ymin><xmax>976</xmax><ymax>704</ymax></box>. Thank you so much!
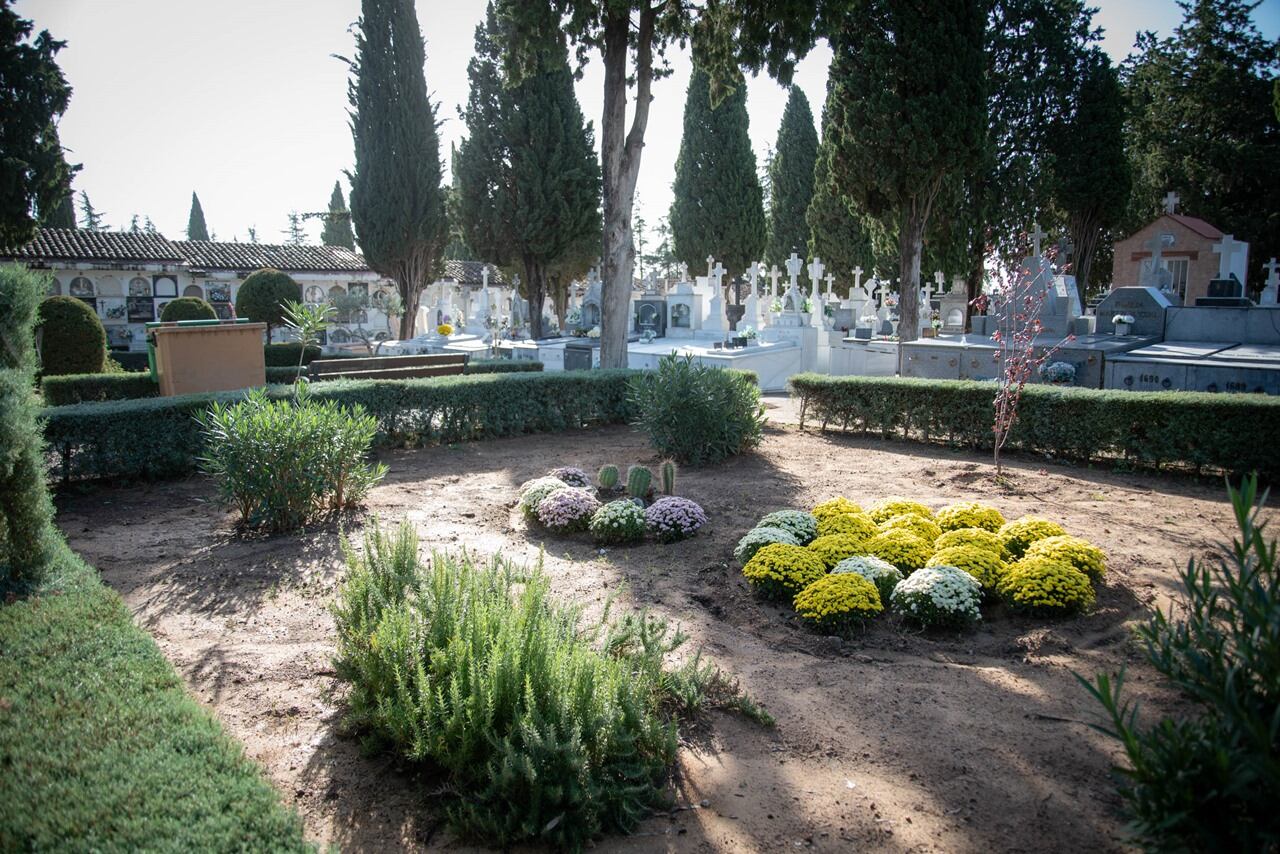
<box><xmin>832</xmin><ymin>555</ymin><xmax>903</xmax><ymax>604</ymax></box>
<box><xmin>934</xmin><ymin>527</ymin><xmax>1007</xmax><ymax>558</ymax></box>
<box><xmin>935</xmin><ymin>501</ymin><xmax>1006</xmax><ymax>533</ymax></box>
<box><xmin>866</xmin><ymin>497</ymin><xmax>933</xmax><ymax>524</ymax></box>
<box><xmin>733</xmin><ymin>526</ymin><xmax>799</xmax><ymax>565</ymax></box>
<box><xmin>741</xmin><ymin>543</ymin><xmax>826</xmax><ymax>601</ymax></box>
<box><xmin>891</xmin><ymin>565</ymin><xmax>983</xmax><ymax>629</ymax></box>
<box><xmin>196</xmin><ymin>386</ymin><xmax>387</xmax><ymax>530</ymax></box>
<box><xmin>999</xmin><ymin>516</ymin><xmax>1068</xmax><ymax>559</ymax></box>
<box><xmin>644</xmin><ymin>497</ymin><xmax>707</xmax><ymax>543</ymax></box>
<box><xmin>37</xmin><ymin>295</ymin><xmax>106</xmax><ymax>376</ymax></box>
<box><xmin>808</xmin><ymin>533</ymin><xmax>869</xmax><ymax>569</ymax></box>
<box><xmin>999</xmin><ymin>556</ymin><xmax>1094</xmax><ymax>613</ymax></box>
<box><xmin>878</xmin><ymin>512</ymin><xmax>942</xmax><ymax>543</ymax></box>
<box><xmin>263</xmin><ymin>342</ymin><xmax>322</xmax><ymax>367</ymax></box>
<box><xmin>865</xmin><ymin>529</ymin><xmax>933</xmax><ymax>573</ymax></box>
<box><xmin>812</xmin><ymin>497</ymin><xmax>861</xmax><ymax>522</ymax></box>
<box><xmin>332</xmin><ymin>522</ymin><xmax>689</xmax><ymax>849</ymax></box>
<box><xmin>816</xmin><ymin>511</ymin><xmax>878</xmax><ymax>540</ymax></box>
<box><xmin>41</xmin><ymin>371</ymin><xmax>159</xmax><ymax>405</ymax></box>
<box><xmin>757</xmin><ymin>509</ymin><xmax>818</xmax><ymax>545</ymax></box>
<box><xmin>628</xmin><ymin>353</ymin><xmax>765</xmax><ymax>465</ymax></box>
<box><xmin>535</xmin><ymin>487</ymin><xmax>600</xmax><ymax>533</ymax></box>
<box><xmin>235</xmin><ymin>268</ymin><xmax>301</xmax><ymax>334</ymax></box>
<box><xmin>549</xmin><ymin>466</ymin><xmax>591</xmax><ymax>488</ymax></box>
<box><xmin>927</xmin><ymin>545</ymin><xmax>1006</xmax><ymax>595</ymax></box>
<box><xmin>159</xmin><ymin>296</ymin><xmax>217</xmax><ymax>322</ymax></box>
<box><xmin>590</xmin><ymin>499</ymin><xmax>647</xmax><ymax>544</ymax></box>
<box><xmin>1081</xmin><ymin>476</ymin><xmax>1280</xmax><ymax>851</ymax></box>
<box><xmin>793</xmin><ymin>573</ymin><xmax>882</xmax><ymax>634</ymax></box>
<box><xmin>1024</xmin><ymin>535</ymin><xmax>1107</xmax><ymax>581</ymax></box>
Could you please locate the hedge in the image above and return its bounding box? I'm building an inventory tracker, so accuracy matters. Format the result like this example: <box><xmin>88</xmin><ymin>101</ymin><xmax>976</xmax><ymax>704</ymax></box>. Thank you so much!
<box><xmin>264</xmin><ymin>343</ymin><xmax>321</xmax><ymax>366</ymax></box>
<box><xmin>42</xmin><ymin>372</ymin><xmax>160</xmax><ymax>406</ymax></box>
<box><xmin>789</xmin><ymin>373</ymin><xmax>1280</xmax><ymax>478</ymax></box>
<box><xmin>43</xmin><ymin>370</ymin><xmax>637</xmax><ymax>482</ymax></box>
<box><xmin>464</xmin><ymin>358</ymin><xmax>543</xmax><ymax>374</ymax></box>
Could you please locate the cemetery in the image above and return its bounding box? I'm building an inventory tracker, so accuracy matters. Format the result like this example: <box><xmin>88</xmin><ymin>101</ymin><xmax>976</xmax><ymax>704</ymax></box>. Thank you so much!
<box><xmin>3</xmin><ymin>1</ymin><xmax>1277</xmax><ymax>853</ymax></box>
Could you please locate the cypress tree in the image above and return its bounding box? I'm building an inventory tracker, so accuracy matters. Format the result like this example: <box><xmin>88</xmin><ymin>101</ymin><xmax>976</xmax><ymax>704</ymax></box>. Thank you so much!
<box><xmin>187</xmin><ymin>191</ymin><xmax>209</xmax><ymax>240</ymax></box>
<box><xmin>669</xmin><ymin>60</ymin><xmax>766</xmax><ymax>281</ymax></box>
<box><xmin>455</xmin><ymin>3</ymin><xmax>510</xmax><ymax>269</ymax></box>
<box><xmin>44</xmin><ymin>190</ymin><xmax>75</xmax><ymax>229</ymax></box>
<box><xmin>320</xmin><ymin>180</ymin><xmax>356</xmax><ymax>249</ymax></box>
<box><xmin>766</xmin><ymin>86</ymin><xmax>819</xmax><ymax>270</ymax></box>
<box><xmin>346</xmin><ymin>0</ymin><xmax>448</xmax><ymax>338</ymax></box>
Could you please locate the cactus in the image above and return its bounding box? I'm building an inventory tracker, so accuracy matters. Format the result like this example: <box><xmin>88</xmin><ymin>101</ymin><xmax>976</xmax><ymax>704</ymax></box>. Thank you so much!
<box><xmin>659</xmin><ymin>460</ymin><xmax>678</xmax><ymax>495</ymax></box>
<box><xmin>626</xmin><ymin>465</ymin><xmax>652</xmax><ymax>500</ymax></box>
<box><xmin>597</xmin><ymin>464</ymin><xmax>619</xmax><ymax>491</ymax></box>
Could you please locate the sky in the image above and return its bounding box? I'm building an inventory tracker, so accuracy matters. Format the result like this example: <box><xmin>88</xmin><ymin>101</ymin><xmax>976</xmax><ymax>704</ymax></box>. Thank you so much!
<box><xmin>19</xmin><ymin>0</ymin><xmax>1280</xmax><ymax>247</ymax></box>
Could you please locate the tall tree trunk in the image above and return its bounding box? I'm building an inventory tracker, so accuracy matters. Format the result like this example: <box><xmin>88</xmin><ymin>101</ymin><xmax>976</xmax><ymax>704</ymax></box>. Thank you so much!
<box><xmin>525</xmin><ymin>257</ymin><xmax>546</xmax><ymax>340</ymax></box>
<box><xmin>897</xmin><ymin>207</ymin><xmax>924</xmax><ymax>343</ymax></box>
<box><xmin>1069</xmin><ymin>212</ymin><xmax>1099</xmax><ymax>308</ymax></box>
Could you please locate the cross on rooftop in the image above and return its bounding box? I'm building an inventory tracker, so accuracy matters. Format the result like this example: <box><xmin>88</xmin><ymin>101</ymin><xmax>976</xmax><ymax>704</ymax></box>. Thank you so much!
<box><xmin>1163</xmin><ymin>191</ymin><xmax>1180</xmax><ymax>215</ymax></box>
<box><xmin>1029</xmin><ymin>222</ymin><xmax>1047</xmax><ymax>258</ymax></box>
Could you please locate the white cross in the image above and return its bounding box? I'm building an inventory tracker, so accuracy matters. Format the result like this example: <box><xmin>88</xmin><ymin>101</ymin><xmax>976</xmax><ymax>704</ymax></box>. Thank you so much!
<box><xmin>1144</xmin><ymin>233</ymin><xmax>1173</xmax><ymax>269</ymax></box>
<box><xmin>747</xmin><ymin>261</ymin><xmax>761</xmax><ymax>292</ymax></box>
<box><xmin>852</xmin><ymin>266</ymin><xmax>863</xmax><ymax>293</ymax></box>
<box><xmin>709</xmin><ymin>259</ymin><xmax>726</xmax><ymax>286</ymax></box>
<box><xmin>785</xmin><ymin>252</ymin><xmax>803</xmax><ymax>283</ymax></box>
<box><xmin>824</xmin><ymin>272</ymin><xmax>835</xmax><ymax>299</ymax></box>
<box><xmin>807</xmin><ymin>256</ymin><xmax>825</xmax><ymax>284</ymax></box>
<box><xmin>1265</xmin><ymin>257</ymin><xmax>1280</xmax><ymax>285</ymax></box>
<box><xmin>934</xmin><ymin>271</ymin><xmax>944</xmax><ymax>290</ymax></box>
<box><xmin>1029</xmin><ymin>222</ymin><xmax>1047</xmax><ymax>258</ymax></box>
<box><xmin>1212</xmin><ymin>234</ymin><xmax>1244</xmax><ymax>280</ymax></box>
<box><xmin>1163</xmin><ymin>191</ymin><xmax>1179</xmax><ymax>215</ymax></box>
<box><xmin>706</xmin><ymin>255</ymin><xmax>716</xmax><ymax>279</ymax></box>
<box><xmin>482</xmin><ymin>265</ymin><xmax>490</xmax><ymax>288</ymax></box>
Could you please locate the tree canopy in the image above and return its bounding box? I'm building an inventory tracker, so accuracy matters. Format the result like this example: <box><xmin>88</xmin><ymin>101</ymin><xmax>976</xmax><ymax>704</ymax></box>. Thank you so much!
<box><xmin>187</xmin><ymin>191</ymin><xmax>209</xmax><ymax>240</ymax></box>
<box><xmin>320</xmin><ymin>180</ymin><xmax>356</xmax><ymax>249</ymax></box>
<box><xmin>766</xmin><ymin>86</ymin><xmax>819</xmax><ymax>272</ymax></box>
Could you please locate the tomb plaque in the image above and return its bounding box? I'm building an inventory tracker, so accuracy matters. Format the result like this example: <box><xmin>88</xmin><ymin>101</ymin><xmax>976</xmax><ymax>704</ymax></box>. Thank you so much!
<box><xmin>1094</xmin><ymin>287</ymin><xmax>1172</xmax><ymax>336</ymax></box>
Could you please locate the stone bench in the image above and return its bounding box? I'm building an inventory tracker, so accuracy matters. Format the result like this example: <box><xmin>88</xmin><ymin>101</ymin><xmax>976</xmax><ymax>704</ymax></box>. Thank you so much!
<box><xmin>308</xmin><ymin>353</ymin><xmax>469</xmax><ymax>381</ymax></box>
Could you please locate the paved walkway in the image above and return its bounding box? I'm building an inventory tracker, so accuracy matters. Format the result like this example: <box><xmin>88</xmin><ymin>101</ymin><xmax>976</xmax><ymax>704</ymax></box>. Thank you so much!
<box><xmin>760</xmin><ymin>391</ymin><xmax>803</xmax><ymax>426</ymax></box>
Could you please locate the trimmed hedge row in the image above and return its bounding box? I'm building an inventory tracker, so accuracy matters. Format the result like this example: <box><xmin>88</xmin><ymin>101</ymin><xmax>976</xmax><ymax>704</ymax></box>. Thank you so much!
<box><xmin>43</xmin><ymin>370</ymin><xmax>636</xmax><ymax>482</ymax></box>
<box><xmin>789</xmin><ymin>373</ymin><xmax>1280</xmax><ymax>477</ymax></box>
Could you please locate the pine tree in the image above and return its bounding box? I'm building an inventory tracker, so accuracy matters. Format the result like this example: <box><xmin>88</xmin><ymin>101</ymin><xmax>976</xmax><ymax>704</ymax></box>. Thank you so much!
<box><xmin>766</xmin><ymin>86</ymin><xmax>819</xmax><ymax>270</ymax></box>
<box><xmin>320</xmin><ymin>179</ymin><xmax>356</xmax><ymax>248</ymax></box>
<box><xmin>283</xmin><ymin>211</ymin><xmax>306</xmax><ymax>246</ymax></box>
<box><xmin>346</xmin><ymin>0</ymin><xmax>448</xmax><ymax>339</ymax></box>
<box><xmin>77</xmin><ymin>191</ymin><xmax>107</xmax><ymax>231</ymax></box>
<box><xmin>669</xmin><ymin>60</ymin><xmax>766</xmax><ymax>282</ymax></box>
<box><xmin>143</xmin><ymin>216</ymin><xmax>157</xmax><ymax>235</ymax></box>
<box><xmin>186</xmin><ymin>191</ymin><xmax>209</xmax><ymax>240</ymax></box>
<box><xmin>247</xmin><ymin>225</ymin><xmax>258</xmax><ymax>243</ymax></box>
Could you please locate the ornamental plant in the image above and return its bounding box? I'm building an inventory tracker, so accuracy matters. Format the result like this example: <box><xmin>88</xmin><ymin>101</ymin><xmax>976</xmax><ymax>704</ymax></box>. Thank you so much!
<box><xmin>536</xmin><ymin>487</ymin><xmax>601</xmax><ymax>533</ymax></box>
<box><xmin>999</xmin><ymin>556</ymin><xmax>1094</xmax><ymax>613</ymax></box>
<box><xmin>756</xmin><ymin>510</ymin><xmax>818</xmax><ymax>545</ymax></box>
<box><xmin>816</xmin><ymin>511</ymin><xmax>878</xmax><ymax>540</ymax></box>
<box><xmin>928</xmin><ymin>545</ymin><xmax>1006</xmax><ymax>596</ymax></box>
<box><xmin>741</xmin><ymin>543</ymin><xmax>826</xmax><ymax>601</ymax></box>
<box><xmin>877</xmin><ymin>512</ymin><xmax>942</xmax><ymax>544</ymax></box>
<box><xmin>793</xmin><ymin>573</ymin><xmax>882</xmax><ymax>634</ymax></box>
<box><xmin>518</xmin><ymin>476</ymin><xmax>568</xmax><ymax>522</ymax></box>
<box><xmin>1024</xmin><ymin>535</ymin><xmax>1106</xmax><ymax>581</ymax></box>
<box><xmin>37</xmin><ymin>295</ymin><xmax>106</xmax><ymax>376</ymax></box>
<box><xmin>437</xmin><ymin>323</ymin><xmax>453</xmax><ymax>335</ymax></box>
<box><xmin>812</xmin><ymin>497</ymin><xmax>861</xmax><ymax>522</ymax></box>
<box><xmin>549</xmin><ymin>466</ymin><xmax>592</xmax><ymax>488</ymax></box>
<box><xmin>589</xmin><ymin>499</ymin><xmax>647</xmax><ymax>545</ymax></box>
<box><xmin>733</xmin><ymin>526</ymin><xmax>799</xmax><ymax>565</ymax></box>
<box><xmin>935</xmin><ymin>501</ymin><xmax>1006</xmax><ymax>533</ymax></box>
<box><xmin>644</xmin><ymin>496</ymin><xmax>707</xmax><ymax>543</ymax></box>
<box><xmin>867</xmin><ymin>497</ymin><xmax>933</xmax><ymax>524</ymax></box>
<box><xmin>808</xmin><ymin>534</ymin><xmax>870</xmax><ymax>570</ymax></box>
<box><xmin>999</xmin><ymin>516</ymin><xmax>1068</xmax><ymax>559</ymax></box>
<box><xmin>832</xmin><ymin>555</ymin><xmax>903</xmax><ymax>604</ymax></box>
<box><xmin>935</xmin><ymin>527</ymin><xmax>1007</xmax><ymax>558</ymax></box>
<box><xmin>865</xmin><ymin>529</ymin><xmax>933</xmax><ymax>573</ymax></box>
<box><xmin>597</xmin><ymin>464</ymin><xmax>620</xmax><ymax>490</ymax></box>
<box><xmin>891</xmin><ymin>565</ymin><xmax>983</xmax><ymax>629</ymax></box>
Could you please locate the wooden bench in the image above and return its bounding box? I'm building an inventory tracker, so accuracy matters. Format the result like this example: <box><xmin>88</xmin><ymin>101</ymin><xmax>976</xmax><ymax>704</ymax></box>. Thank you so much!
<box><xmin>307</xmin><ymin>353</ymin><xmax>469</xmax><ymax>381</ymax></box>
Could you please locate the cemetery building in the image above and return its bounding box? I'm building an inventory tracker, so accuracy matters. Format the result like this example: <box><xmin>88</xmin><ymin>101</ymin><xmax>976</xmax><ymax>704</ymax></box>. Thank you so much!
<box><xmin>1110</xmin><ymin>195</ymin><xmax>1248</xmax><ymax>303</ymax></box>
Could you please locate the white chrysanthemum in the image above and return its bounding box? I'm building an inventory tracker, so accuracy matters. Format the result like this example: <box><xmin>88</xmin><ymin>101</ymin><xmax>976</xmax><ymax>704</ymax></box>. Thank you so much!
<box><xmin>890</xmin><ymin>565</ymin><xmax>982</xmax><ymax>628</ymax></box>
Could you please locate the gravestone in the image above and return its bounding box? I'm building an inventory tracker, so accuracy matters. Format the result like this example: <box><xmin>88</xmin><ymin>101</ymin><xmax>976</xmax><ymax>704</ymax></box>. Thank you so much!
<box><xmin>666</xmin><ymin>281</ymin><xmax>702</xmax><ymax>338</ymax></box>
<box><xmin>939</xmin><ymin>277</ymin><xmax>968</xmax><ymax>334</ymax></box>
<box><xmin>807</xmin><ymin>257</ymin><xmax>825</xmax><ymax>329</ymax></box>
<box><xmin>704</xmin><ymin>257</ymin><xmax>727</xmax><ymax>337</ymax></box>
<box><xmin>1094</xmin><ymin>286</ymin><xmax>1172</xmax><ymax>336</ymax></box>
<box><xmin>1260</xmin><ymin>258</ymin><xmax>1280</xmax><ymax>307</ymax></box>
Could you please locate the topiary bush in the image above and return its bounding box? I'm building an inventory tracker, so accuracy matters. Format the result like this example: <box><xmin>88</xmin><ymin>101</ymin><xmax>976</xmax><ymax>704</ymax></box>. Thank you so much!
<box><xmin>864</xmin><ymin>528</ymin><xmax>933</xmax><ymax>573</ymax></box>
<box><xmin>590</xmin><ymin>499</ymin><xmax>647</xmax><ymax>544</ymax></box>
<box><xmin>793</xmin><ymin>573</ymin><xmax>882</xmax><ymax>634</ymax></box>
<box><xmin>832</xmin><ymin>555</ymin><xmax>903</xmax><ymax>605</ymax></box>
<box><xmin>816</xmin><ymin>511</ymin><xmax>878</xmax><ymax>540</ymax></box>
<box><xmin>757</xmin><ymin>510</ymin><xmax>818</xmax><ymax>545</ymax></box>
<box><xmin>891</xmin><ymin>565</ymin><xmax>983</xmax><ymax>629</ymax></box>
<box><xmin>808</xmin><ymin>533</ymin><xmax>870</xmax><ymax>570</ymax></box>
<box><xmin>159</xmin><ymin>296</ymin><xmax>217</xmax><ymax>322</ymax></box>
<box><xmin>998</xmin><ymin>556</ymin><xmax>1094</xmax><ymax>613</ymax></box>
<box><xmin>999</xmin><ymin>516</ymin><xmax>1068</xmax><ymax>559</ymax></box>
<box><xmin>733</xmin><ymin>526</ymin><xmax>799</xmax><ymax>565</ymax></box>
<box><xmin>741</xmin><ymin>543</ymin><xmax>826</xmax><ymax>601</ymax></box>
<box><xmin>37</xmin><ymin>295</ymin><xmax>106</xmax><ymax>376</ymax></box>
<box><xmin>235</xmin><ymin>268</ymin><xmax>301</xmax><ymax>334</ymax></box>
<box><xmin>628</xmin><ymin>353</ymin><xmax>765</xmax><ymax>465</ymax></box>
<box><xmin>927</xmin><ymin>545</ymin><xmax>1007</xmax><ymax>596</ymax></box>
<box><xmin>1024</xmin><ymin>535</ymin><xmax>1107</xmax><ymax>581</ymax></box>
<box><xmin>935</xmin><ymin>501</ymin><xmax>1006</xmax><ymax>532</ymax></box>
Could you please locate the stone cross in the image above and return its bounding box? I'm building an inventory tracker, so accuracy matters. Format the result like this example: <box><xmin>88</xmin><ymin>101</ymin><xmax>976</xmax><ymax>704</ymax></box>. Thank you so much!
<box><xmin>824</xmin><ymin>272</ymin><xmax>835</xmax><ymax>301</ymax></box>
<box><xmin>1163</xmin><ymin>191</ymin><xmax>1180</xmax><ymax>215</ymax></box>
<box><xmin>768</xmin><ymin>264</ymin><xmax>782</xmax><ymax>302</ymax></box>
<box><xmin>1029</xmin><ymin>222</ymin><xmax>1047</xmax><ymax>259</ymax></box>
<box><xmin>1261</xmin><ymin>257</ymin><xmax>1280</xmax><ymax>306</ymax></box>
<box><xmin>852</xmin><ymin>265</ymin><xmax>864</xmax><ymax>294</ymax></box>
<box><xmin>482</xmin><ymin>265</ymin><xmax>490</xmax><ymax>289</ymax></box>
<box><xmin>806</xmin><ymin>257</ymin><xmax>825</xmax><ymax>327</ymax></box>
<box><xmin>807</xmin><ymin>257</ymin><xmax>825</xmax><ymax>288</ymax></box>
<box><xmin>745</xmin><ymin>262</ymin><xmax>762</xmax><ymax>327</ymax></box>
<box><xmin>677</xmin><ymin>261</ymin><xmax>689</xmax><ymax>282</ymax></box>
<box><xmin>1140</xmin><ymin>233</ymin><xmax>1174</xmax><ymax>287</ymax></box>
<box><xmin>709</xmin><ymin>260</ymin><xmax>726</xmax><ymax>287</ymax></box>
<box><xmin>785</xmin><ymin>251</ymin><xmax>803</xmax><ymax>286</ymax></box>
<box><xmin>747</xmin><ymin>261</ymin><xmax>761</xmax><ymax>295</ymax></box>
<box><xmin>1212</xmin><ymin>234</ymin><xmax>1245</xmax><ymax>280</ymax></box>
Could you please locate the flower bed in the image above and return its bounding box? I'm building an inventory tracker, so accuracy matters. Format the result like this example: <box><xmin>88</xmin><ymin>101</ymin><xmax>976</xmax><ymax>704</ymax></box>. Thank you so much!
<box><xmin>736</xmin><ymin>495</ymin><xmax>1108</xmax><ymax>632</ymax></box>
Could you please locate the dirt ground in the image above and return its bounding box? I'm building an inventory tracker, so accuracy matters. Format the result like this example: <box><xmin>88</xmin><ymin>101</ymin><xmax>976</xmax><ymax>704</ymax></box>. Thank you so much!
<box><xmin>55</xmin><ymin>412</ymin><xmax>1248</xmax><ymax>853</ymax></box>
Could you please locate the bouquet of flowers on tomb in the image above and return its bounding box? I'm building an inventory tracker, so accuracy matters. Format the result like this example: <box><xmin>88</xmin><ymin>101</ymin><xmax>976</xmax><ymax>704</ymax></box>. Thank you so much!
<box><xmin>770</xmin><ymin>298</ymin><xmax>783</xmax><ymax>313</ymax></box>
<box><xmin>802</xmin><ymin>297</ymin><xmax>814</xmax><ymax>314</ymax></box>
<box><xmin>437</xmin><ymin>323</ymin><xmax>453</xmax><ymax>336</ymax></box>
<box><xmin>1038</xmin><ymin>361</ymin><xmax>1076</xmax><ymax>384</ymax></box>
<box><xmin>740</xmin><ymin>325</ymin><xmax>757</xmax><ymax>340</ymax></box>
<box><xmin>566</xmin><ymin>308</ymin><xmax>582</xmax><ymax>326</ymax></box>
<box><xmin>883</xmin><ymin>293</ymin><xmax>899</xmax><ymax>308</ymax></box>
<box><xmin>1112</xmin><ymin>314</ymin><xmax>1135</xmax><ymax>325</ymax></box>
<box><xmin>930</xmin><ymin>309</ymin><xmax>942</xmax><ymax>330</ymax></box>
<box><xmin>587</xmin><ymin>325</ymin><xmax>601</xmax><ymax>339</ymax></box>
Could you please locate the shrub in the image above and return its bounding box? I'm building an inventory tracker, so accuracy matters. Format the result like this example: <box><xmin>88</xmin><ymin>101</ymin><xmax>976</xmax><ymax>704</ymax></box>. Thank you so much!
<box><xmin>597</xmin><ymin>464</ymin><xmax>619</xmax><ymax>490</ymax></box>
<box><xmin>793</xmin><ymin>573</ymin><xmax>882</xmax><ymax>633</ymax></box>
<box><xmin>817</xmin><ymin>511</ymin><xmax>878</xmax><ymax>540</ymax></box>
<box><xmin>999</xmin><ymin>516</ymin><xmax>1068</xmax><ymax>559</ymax></box>
<box><xmin>999</xmin><ymin>556</ymin><xmax>1094</xmax><ymax>613</ymax></box>
<box><xmin>934</xmin><ymin>527</ymin><xmax>1007</xmax><ymax>558</ymax></box>
<box><xmin>891</xmin><ymin>565</ymin><xmax>983</xmax><ymax>629</ymax></box>
<box><xmin>37</xmin><ymin>295</ymin><xmax>106</xmax><ymax>376</ymax></box>
<box><xmin>535</xmin><ymin>487</ymin><xmax>600</xmax><ymax>533</ymax></box>
<box><xmin>235</xmin><ymin>268</ymin><xmax>301</xmax><ymax>334</ymax></box>
<box><xmin>808</xmin><ymin>533</ymin><xmax>870</xmax><ymax>569</ymax></box>
<box><xmin>741</xmin><ymin>543</ymin><xmax>826</xmax><ymax>601</ymax></box>
<box><xmin>644</xmin><ymin>496</ymin><xmax>707</xmax><ymax>543</ymax></box>
<box><xmin>927</xmin><ymin>545</ymin><xmax>1006</xmax><ymax>595</ymax></box>
<box><xmin>935</xmin><ymin>501</ymin><xmax>1006</xmax><ymax>532</ymax></box>
<box><xmin>757</xmin><ymin>509</ymin><xmax>818</xmax><ymax>545</ymax></box>
<box><xmin>878</xmin><ymin>512</ymin><xmax>942</xmax><ymax>543</ymax></box>
<box><xmin>832</xmin><ymin>555</ymin><xmax>903</xmax><ymax>604</ymax></box>
<box><xmin>1024</xmin><ymin>535</ymin><xmax>1107</xmax><ymax>581</ymax></box>
<box><xmin>590</xmin><ymin>499</ymin><xmax>647</xmax><ymax>544</ymax></box>
<box><xmin>518</xmin><ymin>476</ymin><xmax>570</xmax><ymax>522</ymax></box>
<box><xmin>463</xmin><ymin>358</ymin><xmax>543</xmax><ymax>375</ymax></box>
<box><xmin>733</xmin><ymin>526</ymin><xmax>799</xmax><ymax>565</ymax></box>
<box><xmin>1080</xmin><ymin>476</ymin><xmax>1280</xmax><ymax>850</ymax></box>
<box><xmin>628</xmin><ymin>353</ymin><xmax>764</xmax><ymax>465</ymax></box>
<box><xmin>812</xmin><ymin>497</ymin><xmax>861</xmax><ymax>522</ymax></box>
<box><xmin>864</xmin><ymin>528</ymin><xmax>933</xmax><ymax>573</ymax></box>
<box><xmin>263</xmin><ymin>342</ymin><xmax>322</xmax><ymax>367</ymax></box>
<box><xmin>196</xmin><ymin>386</ymin><xmax>386</xmax><ymax>530</ymax></box>
<box><xmin>265</xmin><ymin>365</ymin><xmax>305</xmax><ymax>384</ymax></box>
<box><xmin>159</xmin><ymin>296</ymin><xmax>217</xmax><ymax>322</ymax></box>
<box><xmin>41</xmin><ymin>371</ymin><xmax>159</xmax><ymax>405</ymax></box>
<box><xmin>866</xmin><ymin>497</ymin><xmax>933</xmax><ymax>524</ymax></box>
<box><xmin>331</xmin><ymin>522</ymin><xmax>688</xmax><ymax>848</ymax></box>
<box><xmin>549</xmin><ymin>466</ymin><xmax>591</xmax><ymax>488</ymax></box>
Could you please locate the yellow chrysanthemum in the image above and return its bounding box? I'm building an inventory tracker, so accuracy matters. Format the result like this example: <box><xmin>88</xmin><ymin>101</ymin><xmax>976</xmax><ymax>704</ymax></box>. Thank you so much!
<box><xmin>998</xmin><ymin>516</ymin><xmax>1068</xmax><ymax>559</ymax></box>
<box><xmin>935</xmin><ymin>501</ymin><xmax>1007</xmax><ymax>533</ymax></box>
<box><xmin>867</xmin><ymin>497</ymin><xmax>934</xmax><ymax>524</ymax></box>
<box><xmin>793</xmin><ymin>573</ymin><xmax>882</xmax><ymax>632</ymax></box>
<box><xmin>864</xmin><ymin>528</ymin><xmax>933</xmax><ymax>573</ymax></box>
<box><xmin>934</xmin><ymin>527</ymin><xmax>1007</xmax><ymax>558</ymax></box>
<box><xmin>927</xmin><ymin>545</ymin><xmax>1007</xmax><ymax>594</ymax></box>
<box><xmin>999</xmin><ymin>556</ymin><xmax>1095</xmax><ymax>613</ymax></box>
<box><xmin>878</xmin><ymin>512</ymin><xmax>942</xmax><ymax>544</ymax></box>
<box><xmin>816</xmin><ymin>511</ymin><xmax>878</xmax><ymax>540</ymax></box>
<box><xmin>1024</xmin><ymin>535</ymin><xmax>1107</xmax><ymax>582</ymax></box>
<box><xmin>742</xmin><ymin>543</ymin><xmax>827</xmax><ymax>601</ymax></box>
<box><xmin>812</xmin><ymin>497</ymin><xmax>862</xmax><ymax>522</ymax></box>
<box><xmin>808</xmin><ymin>533</ymin><xmax>870</xmax><ymax>569</ymax></box>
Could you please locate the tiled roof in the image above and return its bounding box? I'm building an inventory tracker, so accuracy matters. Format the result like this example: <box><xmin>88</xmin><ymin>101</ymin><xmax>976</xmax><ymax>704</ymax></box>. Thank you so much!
<box><xmin>0</xmin><ymin>228</ymin><xmax>184</xmax><ymax>262</ymax></box>
<box><xmin>443</xmin><ymin>259</ymin><xmax>508</xmax><ymax>287</ymax></box>
<box><xmin>1166</xmin><ymin>214</ymin><xmax>1224</xmax><ymax>240</ymax></box>
<box><xmin>175</xmin><ymin>241</ymin><xmax>372</xmax><ymax>273</ymax></box>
